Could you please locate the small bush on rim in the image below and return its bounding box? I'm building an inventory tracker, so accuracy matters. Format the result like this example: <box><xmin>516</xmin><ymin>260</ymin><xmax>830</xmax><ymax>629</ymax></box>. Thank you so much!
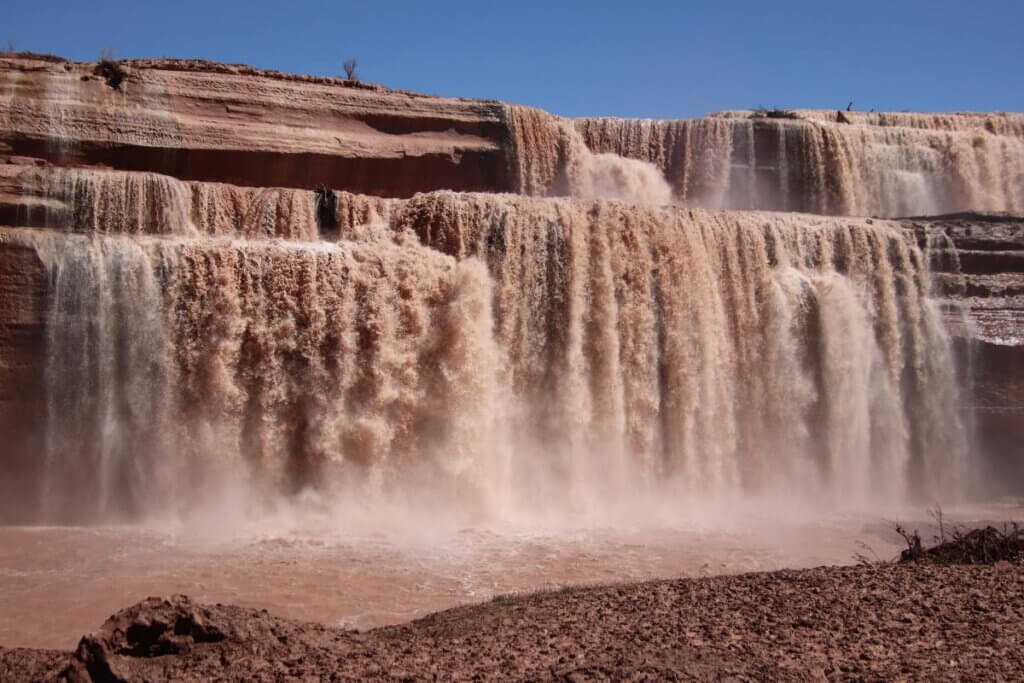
<box><xmin>343</xmin><ymin>58</ymin><xmax>359</xmax><ymax>82</ymax></box>
<box><xmin>94</xmin><ymin>49</ymin><xmax>127</xmax><ymax>90</ymax></box>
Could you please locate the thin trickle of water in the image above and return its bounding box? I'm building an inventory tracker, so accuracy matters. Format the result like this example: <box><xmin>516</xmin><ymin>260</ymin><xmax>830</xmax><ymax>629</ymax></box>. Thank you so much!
<box><xmin>0</xmin><ymin>65</ymin><xmax>19</xmax><ymax>132</ymax></box>
<box><xmin>42</xmin><ymin>68</ymin><xmax>79</xmax><ymax>164</ymax></box>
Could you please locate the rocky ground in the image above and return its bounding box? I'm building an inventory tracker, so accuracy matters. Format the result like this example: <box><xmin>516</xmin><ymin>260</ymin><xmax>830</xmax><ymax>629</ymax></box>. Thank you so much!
<box><xmin>1</xmin><ymin>562</ymin><xmax>1021</xmax><ymax>681</ymax></box>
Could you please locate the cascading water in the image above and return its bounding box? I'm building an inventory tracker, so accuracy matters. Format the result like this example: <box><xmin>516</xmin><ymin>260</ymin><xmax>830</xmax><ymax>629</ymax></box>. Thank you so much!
<box><xmin>19</xmin><ymin>165</ymin><xmax>969</xmax><ymax>522</ymax></box>
<box><xmin>23</xmin><ymin>166</ymin><xmax>195</xmax><ymax>235</ymax></box>
<box><xmin>572</xmin><ymin>115</ymin><xmax>735</xmax><ymax>206</ymax></box>
<box><xmin>504</xmin><ymin>105</ymin><xmax>673</xmax><ymax>205</ymax></box>
<box><xmin>4</xmin><ymin>57</ymin><xmax>1021</xmax><ymax>660</ymax></box>
<box><xmin>569</xmin><ymin>111</ymin><xmax>1024</xmax><ymax>216</ymax></box>
<box><xmin>403</xmin><ymin>195</ymin><xmax>967</xmax><ymax>506</ymax></box>
<box><xmin>30</xmin><ymin>224</ymin><xmax>501</xmax><ymax>521</ymax></box>
<box><xmin>20</xmin><ymin>167</ymin><xmax>398</xmax><ymax>239</ymax></box>
<box><xmin>36</xmin><ymin>232</ymin><xmax>173</xmax><ymax>521</ymax></box>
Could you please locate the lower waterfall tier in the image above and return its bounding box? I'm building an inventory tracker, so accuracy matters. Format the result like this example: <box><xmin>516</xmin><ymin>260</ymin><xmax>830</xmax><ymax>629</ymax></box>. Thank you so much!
<box><xmin>0</xmin><ymin>192</ymin><xmax>972</xmax><ymax>522</ymax></box>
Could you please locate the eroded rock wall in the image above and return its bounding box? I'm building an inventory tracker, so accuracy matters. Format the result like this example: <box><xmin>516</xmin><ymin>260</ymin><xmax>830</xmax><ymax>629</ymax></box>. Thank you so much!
<box><xmin>0</xmin><ymin>56</ymin><xmax>510</xmax><ymax>197</ymax></box>
<box><xmin>908</xmin><ymin>213</ymin><xmax>1024</xmax><ymax>493</ymax></box>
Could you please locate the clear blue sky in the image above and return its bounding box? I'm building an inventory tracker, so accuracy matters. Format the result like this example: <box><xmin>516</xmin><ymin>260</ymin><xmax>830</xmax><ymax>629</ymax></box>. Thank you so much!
<box><xmin>7</xmin><ymin>0</ymin><xmax>1023</xmax><ymax>118</ymax></box>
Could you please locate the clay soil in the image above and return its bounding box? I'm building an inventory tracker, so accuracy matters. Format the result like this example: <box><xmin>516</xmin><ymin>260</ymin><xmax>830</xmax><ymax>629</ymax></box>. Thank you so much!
<box><xmin>2</xmin><ymin>562</ymin><xmax>1021</xmax><ymax>681</ymax></box>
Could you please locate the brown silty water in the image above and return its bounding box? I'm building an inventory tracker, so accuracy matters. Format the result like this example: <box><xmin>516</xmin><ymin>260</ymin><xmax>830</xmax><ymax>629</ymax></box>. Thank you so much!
<box><xmin>2</xmin><ymin>101</ymin><xmax>1022</xmax><ymax>650</ymax></box>
<box><xmin>13</xmin><ymin>167</ymin><xmax>969</xmax><ymax>519</ymax></box>
<box><xmin>570</xmin><ymin>109</ymin><xmax>1024</xmax><ymax>215</ymax></box>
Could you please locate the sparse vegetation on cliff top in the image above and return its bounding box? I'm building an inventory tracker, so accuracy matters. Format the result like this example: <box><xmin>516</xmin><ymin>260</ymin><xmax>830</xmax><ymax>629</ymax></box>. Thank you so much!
<box><xmin>94</xmin><ymin>49</ymin><xmax>127</xmax><ymax>90</ymax></box>
<box><xmin>751</xmin><ymin>106</ymin><xmax>800</xmax><ymax>120</ymax></box>
<box><xmin>343</xmin><ymin>58</ymin><xmax>359</xmax><ymax>82</ymax></box>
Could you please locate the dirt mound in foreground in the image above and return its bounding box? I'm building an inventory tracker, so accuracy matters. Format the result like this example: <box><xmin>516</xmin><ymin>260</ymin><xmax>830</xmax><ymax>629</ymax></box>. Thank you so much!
<box><xmin>2</xmin><ymin>563</ymin><xmax>1022</xmax><ymax>680</ymax></box>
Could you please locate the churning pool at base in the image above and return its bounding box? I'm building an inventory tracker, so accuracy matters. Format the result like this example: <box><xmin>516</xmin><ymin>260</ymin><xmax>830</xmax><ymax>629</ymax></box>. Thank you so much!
<box><xmin>8</xmin><ymin>503</ymin><xmax>1022</xmax><ymax>651</ymax></box>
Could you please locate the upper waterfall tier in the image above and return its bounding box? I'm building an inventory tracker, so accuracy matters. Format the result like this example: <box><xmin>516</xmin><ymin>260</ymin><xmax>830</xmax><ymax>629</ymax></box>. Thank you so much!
<box><xmin>3</xmin><ymin>55</ymin><xmax>1022</xmax><ymax>217</ymax></box>
<box><xmin>574</xmin><ymin>110</ymin><xmax>1024</xmax><ymax>216</ymax></box>
<box><xmin>6</xmin><ymin>166</ymin><xmax>399</xmax><ymax>240</ymax></box>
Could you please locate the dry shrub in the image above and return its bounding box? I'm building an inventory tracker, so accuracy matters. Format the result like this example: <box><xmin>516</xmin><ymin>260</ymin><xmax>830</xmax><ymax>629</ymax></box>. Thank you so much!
<box><xmin>343</xmin><ymin>59</ymin><xmax>359</xmax><ymax>82</ymax></box>
<box><xmin>897</xmin><ymin>510</ymin><xmax>1023</xmax><ymax>565</ymax></box>
<box><xmin>94</xmin><ymin>49</ymin><xmax>127</xmax><ymax>90</ymax></box>
<box><xmin>752</xmin><ymin>107</ymin><xmax>799</xmax><ymax>120</ymax></box>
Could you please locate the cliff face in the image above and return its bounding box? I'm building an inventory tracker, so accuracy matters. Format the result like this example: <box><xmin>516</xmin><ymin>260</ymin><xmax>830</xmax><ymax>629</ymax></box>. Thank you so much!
<box><xmin>0</xmin><ymin>231</ymin><xmax>44</xmax><ymax>519</ymax></box>
<box><xmin>1</xmin><ymin>53</ymin><xmax>1023</xmax><ymax>522</ymax></box>
<box><xmin>907</xmin><ymin>213</ymin><xmax>1024</xmax><ymax>492</ymax></box>
<box><xmin>0</xmin><ymin>56</ymin><xmax>510</xmax><ymax>197</ymax></box>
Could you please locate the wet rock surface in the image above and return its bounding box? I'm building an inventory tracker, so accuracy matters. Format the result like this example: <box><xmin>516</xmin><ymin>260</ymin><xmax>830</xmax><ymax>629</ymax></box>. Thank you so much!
<box><xmin>916</xmin><ymin>213</ymin><xmax>1024</xmax><ymax>494</ymax></box>
<box><xmin>2</xmin><ymin>563</ymin><xmax>1022</xmax><ymax>681</ymax></box>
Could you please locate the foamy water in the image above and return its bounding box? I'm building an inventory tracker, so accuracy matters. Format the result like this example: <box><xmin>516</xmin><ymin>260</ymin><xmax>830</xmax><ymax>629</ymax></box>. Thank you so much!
<box><xmin>12</xmin><ymin>175</ymin><xmax>970</xmax><ymax>523</ymax></box>
<box><xmin>571</xmin><ymin>110</ymin><xmax>1024</xmax><ymax>215</ymax></box>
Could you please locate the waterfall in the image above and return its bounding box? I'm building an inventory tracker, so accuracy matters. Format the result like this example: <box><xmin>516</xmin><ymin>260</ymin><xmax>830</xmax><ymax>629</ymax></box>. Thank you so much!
<box><xmin>570</xmin><ymin>111</ymin><xmax>1024</xmax><ymax>216</ymax></box>
<box><xmin>574</xmin><ymin>116</ymin><xmax>736</xmax><ymax>207</ymax></box>
<box><xmin>18</xmin><ymin>167</ymin><xmax>401</xmax><ymax>239</ymax></box>
<box><xmin>36</xmin><ymin>232</ymin><xmax>172</xmax><ymax>521</ymax></box>
<box><xmin>29</xmin><ymin>224</ymin><xmax>507</xmax><ymax>521</ymax></box>
<box><xmin>22</xmin><ymin>167</ymin><xmax>195</xmax><ymax>235</ymax></box>
<box><xmin>504</xmin><ymin>105</ymin><xmax>672</xmax><ymax>205</ymax></box>
<box><xmin>21</xmin><ymin>181</ymin><xmax>968</xmax><ymax>521</ymax></box>
<box><xmin>404</xmin><ymin>194</ymin><xmax>967</xmax><ymax>504</ymax></box>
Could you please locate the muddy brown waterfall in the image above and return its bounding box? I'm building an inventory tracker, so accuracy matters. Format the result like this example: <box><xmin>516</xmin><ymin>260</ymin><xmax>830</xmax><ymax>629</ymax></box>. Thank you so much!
<box><xmin>569</xmin><ymin>110</ymin><xmax>1024</xmax><ymax>215</ymax></box>
<box><xmin>29</xmin><ymin>233</ymin><xmax>499</xmax><ymax>521</ymax></box>
<box><xmin>404</xmin><ymin>194</ymin><xmax>967</xmax><ymax>506</ymax></box>
<box><xmin>12</xmin><ymin>165</ymin><xmax>968</xmax><ymax>522</ymax></box>
<box><xmin>3</xmin><ymin>56</ymin><xmax>1012</xmax><ymax>525</ymax></box>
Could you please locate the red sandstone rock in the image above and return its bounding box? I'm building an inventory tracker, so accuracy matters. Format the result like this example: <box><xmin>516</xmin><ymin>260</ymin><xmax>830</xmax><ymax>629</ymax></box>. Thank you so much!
<box><xmin>0</xmin><ymin>56</ymin><xmax>510</xmax><ymax>197</ymax></box>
